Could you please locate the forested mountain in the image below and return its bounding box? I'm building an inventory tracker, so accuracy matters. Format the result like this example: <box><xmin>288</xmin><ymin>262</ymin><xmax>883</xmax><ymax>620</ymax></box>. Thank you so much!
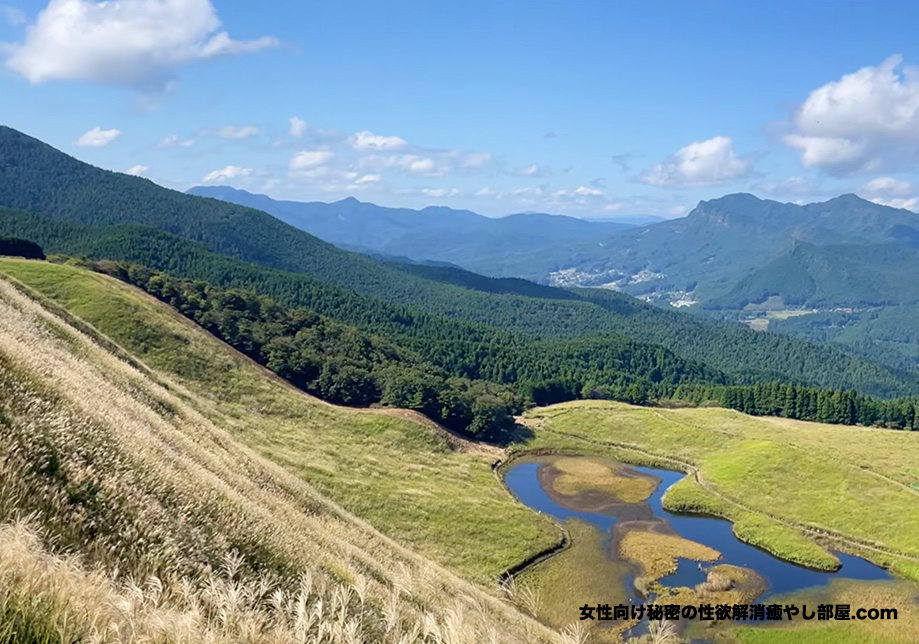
<box><xmin>2</xmin><ymin>125</ymin><xmax>919</xmax><ymax>399</ymax></box>
<box><xmin>709</xmin><ymin>242</ymin><xmax>919</xmax><ymax>309</ymax></box>
<box><xmin>519</xmin><ymin>193</ymin><xmax>919</xmax><ymax>298</ymax></box>
<box><xmin>187</xmin><ymin>185</ymin><xmax>634</xmax><ymax>277</ymax></box>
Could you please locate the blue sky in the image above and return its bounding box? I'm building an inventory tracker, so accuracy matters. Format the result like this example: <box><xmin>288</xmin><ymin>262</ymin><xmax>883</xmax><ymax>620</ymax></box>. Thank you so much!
<box><xmin>2</xmin><ymin>0</ymin><xmax>919</xmax><ymax>218</ymax></box>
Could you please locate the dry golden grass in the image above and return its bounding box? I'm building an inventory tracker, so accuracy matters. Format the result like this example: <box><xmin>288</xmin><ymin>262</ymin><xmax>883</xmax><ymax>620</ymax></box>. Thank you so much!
<box><xmin>0</xmin><ymin>258</ymin><xmax>557</xmax><ymax>586</ymax></box>
<box><xmin>617</xmin><ymin>530</ymin><xmax>719</xmax><ymax>594</ymax></box>
<box><xmin>0</xmin><ymin>271</ymin><xmax>560</xmax><ymax>644</ymax></box>
<box><xmin>550</xmin><ymin>458</ymin><xmax>658</xmax><ymax>503</ymax></box>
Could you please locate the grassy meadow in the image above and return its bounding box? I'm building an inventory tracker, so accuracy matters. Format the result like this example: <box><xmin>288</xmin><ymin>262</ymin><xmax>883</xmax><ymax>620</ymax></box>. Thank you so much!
<box><xmin>520</xmin><ymin>400</ymin><xmax>919</xmax><ymax>580</ymax></box>
<box><xmin>5</xmin><ymin>257</ymin><xmax>919</xmax><ymax>643</ymax></box>
<box><xmin>0</xmin><ymin>258</ymin><xmax>567</xmax><ymax>643</ymax></box>
<box><xmin>0</xmin><ymin>258</ymin><xmax>558</xmax><ymax>584</ymax></box>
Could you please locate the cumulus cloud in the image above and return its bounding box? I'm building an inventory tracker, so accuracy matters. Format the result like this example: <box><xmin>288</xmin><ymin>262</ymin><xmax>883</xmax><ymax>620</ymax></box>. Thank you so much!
<box><xmin>420</xmin><ymin>188</ymin><xmax>461</xmax><ymax>198</ymax></box>
<box><xmin>862</xmin><ymin>176</ymin><xmax>913</xmax><ymax>196</ymax></box>
<box><xmin>125</xmin><ymin>164</ymin><xmax>148</xmax><ymax>176</ymax></box>
<box><xmin>869</xmin><ymin>196</ymin><xmax>918</xmax><ymax>211</ymax></box>
<box><xmin>157</xmin><ymin>134</ymin><xmax>195</xmax><ymax>148</ymax></box>
<box><xmin>75</xmin><ymin>126</ymin><xmax>121</xmax><ymax>147</ymax></box>
<box><xmin>553</xmin><ymin>186</ymin><xmax>604</xmax><ymax>198</ymax></box>
<box><xmin>860</xmin><ymin>176</ymin><xmax>917</xmax><ymax>211</ymax></box>
<box><xmin>784</xmin><ymin>56</ymin><xmax>919</xmax><ymax>174</ymax></box>
<box><xmin>640</xmin><ymin>136</ymin><xmax>752</xmax><ymax>187</ymax></box>
<box><xmin>3</xmin><ymin>0</ymin><xmax>278</xmax><ymax>90</ymax></box>
<box><xmin>1</xmin><ymin>4</ymin><xmax>26</xmax><ymax>25</ymax></box>
<box><xmin>289</xmin><ymin>149</ymin><xmax>334</xmax><ymax>172</ymax></box>
<box><xmin>349</xmin><ymin>130</ymin><xmax>407</xmax><ymax>151</ymax></box>
<box><xmin>354</xmin><ymin>173</ymin><xmax>381</xmax><ymax>185</ymax></box>
<box><xmin>202</xmin><ymin>165</ymin><xmax>253</xmax><ymax>183</ymax></box>
<box><xmin>358</xmin><ymin>153</ymin><xmax>440</xmax><ymax>175</ymax></box>
<box><xmin>289</xmin><ymin>116</ymin><xmax>307</xmax><ymax>138</ymax></box>
<box><xmin>216</xmin><ymin>125</ymin><xmax>259</xmax><ymax>140</ymax></box>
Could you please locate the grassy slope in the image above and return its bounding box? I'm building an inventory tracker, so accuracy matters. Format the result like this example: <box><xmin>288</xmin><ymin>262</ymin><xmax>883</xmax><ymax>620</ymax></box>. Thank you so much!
<box><xmin>0</xmin><ymin>262</ymin><xmax>562</xmax><ymax>644</ymax></box>
<box><xmin>0</xmin><ymin>258</ymin><xmax>557</xmax><ymax>585</ymax></box>
<box><xmin>8</xmin><ymin>258</ymin><xmax>919</xmax><ymax>642</ymax></box>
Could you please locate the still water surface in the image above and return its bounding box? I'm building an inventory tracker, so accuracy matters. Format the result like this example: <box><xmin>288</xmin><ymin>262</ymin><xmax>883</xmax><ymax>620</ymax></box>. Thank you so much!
<box><xmin>504</xmin><ymin>460</ymin><xmax>892</xmax><ymax>599</ymax></box>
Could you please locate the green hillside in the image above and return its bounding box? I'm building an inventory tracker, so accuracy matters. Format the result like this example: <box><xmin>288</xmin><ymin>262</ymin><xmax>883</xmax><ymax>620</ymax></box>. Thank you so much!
<box><xmin>2</xmin><ymin>126</ymin><xmax>919</xmax><ymax>399</ymax></box>
<box><xmin>710</xmin><ymin>242</ymin><xmax>919</xmax><ymax>309</ymax></box>
<box><xmin>0</xmin><ymin>258</ymin><xmax>560</xmax><ymax>644</ymax></box>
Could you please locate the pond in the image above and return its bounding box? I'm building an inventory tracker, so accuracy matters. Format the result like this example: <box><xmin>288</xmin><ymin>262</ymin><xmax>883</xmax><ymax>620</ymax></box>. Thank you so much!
<box><xmin>504</xmin><ymin>459</ymin><xmax>892</xmax><ymax>601</ymax></box>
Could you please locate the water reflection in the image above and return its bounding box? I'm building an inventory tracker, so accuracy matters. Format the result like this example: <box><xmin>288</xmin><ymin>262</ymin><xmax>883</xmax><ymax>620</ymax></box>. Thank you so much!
<box><xmin>504</xmin><ymin>459</ymin><xmax>892</xmax><ymax>599</ymax></box>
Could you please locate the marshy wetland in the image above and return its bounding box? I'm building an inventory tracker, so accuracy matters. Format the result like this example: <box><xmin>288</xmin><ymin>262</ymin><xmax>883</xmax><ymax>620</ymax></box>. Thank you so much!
<box><xmin>504</xmin><ymin>455</ymin><xmax>914</xmax><ymax>642</ymax></box>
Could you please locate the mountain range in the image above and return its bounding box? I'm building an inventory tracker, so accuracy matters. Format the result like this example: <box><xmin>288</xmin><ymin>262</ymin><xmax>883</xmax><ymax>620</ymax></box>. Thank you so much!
<box><xmin>187</xmin><ymin>185</ymin><xmax>640</xmax><ymax>276</ymax></box>
<box><xmin>2</xmin><ymin>124</ymin><xmax>917</xmax><ymax>399</ymax></box>
<box><xmin>188</xmin><ymin>183</ymin><xmax>919</xmax><ymax>370</ymax></box>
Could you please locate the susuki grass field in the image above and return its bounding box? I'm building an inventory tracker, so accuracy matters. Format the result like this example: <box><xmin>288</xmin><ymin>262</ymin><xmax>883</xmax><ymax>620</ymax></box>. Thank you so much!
<box><xmin>4</xmin><ymin>257</ymin><xmax>919</xmax><ymax>643</ymax></box>
<box><xmin>0</xmin><ymin>258</ymin><xmax>564</xmax><ymax>644</ymax></box>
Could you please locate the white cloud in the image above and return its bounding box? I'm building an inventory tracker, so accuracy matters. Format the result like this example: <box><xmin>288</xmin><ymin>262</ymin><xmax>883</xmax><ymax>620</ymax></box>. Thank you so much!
<box><xmin>125</xmin><ymin>164</ymin><xmax>148</xmax><ymax>176</ymax></box>
<box><xmin>157</xmin><ymin>134</ymin><xmax>195</xmax><ymax>148</ymax></box>
<box><xmin>869</xmin><ymin>196</ymin><xmax>918</xmax><ymax>211</ymax></box>
<box><xmin>514</xmin><ymin>163</ymin><xmax>550</xmax><ymax>177</ymax></box>
<box><xmin>863</xmin><ymin>176</ymin><xmax>913</xmax><ymax>196</ymax></box>
<box><xmin>458</xmin><ymin>152</ymin><xmax>492</xmax><ymax>169</ymax></box>
<box><xmin>475</xmin><ymin>187</ymin><xmax>497</xmax><ymax>197</ymax></box>
<box><xmin>640</xmin><ymin>136</ymin><xmax>752</xmax><ymax>187</ymax></box>
<box><xmin>289</xmin><ymin>116</ymin><xmax>307</xmax><ymax>138</ymax></box>
<box><xmin>860</xmin><ymin>176</ymin><xmax>917</xmax><ymax>211</ymax></box>
<box><xmin>358</xmin><ymin>153</ymin><xmax>440</xmax><ymax>175</ymax></box>
<box><xmin>202</xmin><ymin>165</ymin><xmax>253</xmax><ymax>183</ymax></box>
<box><xmin>553</xmin><ymin>186</ymin><xmax>604</xmax><ymax>198</ymax></box>
<box><xmin>784</xmin><ymin>56</ymin><xmax>919</xmax><ymax>173</ymax></box>
<box><xmin>1</xmin><ymin>4</ymin><xmax>25</xmax><ymax>25</ymax></box>
<box><xmin>75</xmin><ymin>126</ymin><xmax>121</xmax><ymax>147</ymax></box>
<box><xmin>420</xmin><ymin>187</ymin><xmax>460</xmax><ymax>198</ymax></box>
<box><xmin>349</xmin><ymin>130</ymin><xmax>407</xmax><ymax>150</ymax></box>
<box><xmin>289</xmin><ymin>149</ymin><xmax>334</xmax><ymax>172</ymax></box>
<box><xmin>4</xmin><ymin>0</ymin><xmax>278</xmax><ymax>90</ymax></box>
<box><xmin>784</xmin><ymin>135</ymin><xmax>868</xmax><ymax>169</ymax></box>
<box><xmin>354</xmin><ymin>173</ymin><xmax>381</xmax><ymax>185</ymax></box>
<box><xmin>216</xmin><ymin>125</ymin><xmax>259</xmax><ymax>140</ymax></box>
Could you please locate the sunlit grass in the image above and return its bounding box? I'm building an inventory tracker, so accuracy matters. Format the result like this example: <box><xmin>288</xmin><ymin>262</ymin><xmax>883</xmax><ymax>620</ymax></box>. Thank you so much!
<box><xmin>618</xmin><ymin>530</ymin><xmax>719</xmax><ymax>594</ymax></box>
<box><xmin>0</xmin><ymin>261</ymin><xmax>561</xmax><ymax>644</ymax></box>
<box><xmin>516</xmin><ymin>519</ymin><xmax>633</xmax><ymax>642</ymax></box>
<box><xmin>0</xmin><ymin>258</ymin><xmax>558</xmax><ymax>584</ymax></box>
<box><xmin>522</xmin><ymin>400</ymin><xmax>919</xmax><ymax>580</ymax></box>
<box><xmin>551</xmin><ymin>457</ymin><xmax>659</xmax><ymax>503</ymax></box>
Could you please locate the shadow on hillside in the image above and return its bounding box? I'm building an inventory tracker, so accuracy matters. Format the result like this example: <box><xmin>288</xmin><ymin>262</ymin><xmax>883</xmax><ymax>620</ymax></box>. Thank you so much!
<box><xmin>490</xmin><ymin>422</ymin><xmax>535</xmax><ymax>447</ymax></box>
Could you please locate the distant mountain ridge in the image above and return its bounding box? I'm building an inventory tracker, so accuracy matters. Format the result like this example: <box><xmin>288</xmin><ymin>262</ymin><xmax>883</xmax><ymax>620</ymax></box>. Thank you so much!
<box><xmin>187</xmin><ymin>185</ymin><xmax>635</xmax><ymax>278</ymax></box>
<box><xmin>548</xmin><ymin>192</ymin><xmax>919</xmax><ymax>300</ymax></box>
<box><xmin>2</xmin><ymin>124</ymin><xmax>916</xmax><ymax>398</ymax></box>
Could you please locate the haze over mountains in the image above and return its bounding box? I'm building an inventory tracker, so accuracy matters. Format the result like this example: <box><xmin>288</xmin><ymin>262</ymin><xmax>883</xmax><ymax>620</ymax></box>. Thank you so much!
<box><xmin>187</xmin><ymin>185</ymin><xmax>640</xmax><ymax>273</ymax></box>
<box><xmin>187</xmin><ymin>182</ymin><xmax>919</xmax><ymax>371</ymax></box>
